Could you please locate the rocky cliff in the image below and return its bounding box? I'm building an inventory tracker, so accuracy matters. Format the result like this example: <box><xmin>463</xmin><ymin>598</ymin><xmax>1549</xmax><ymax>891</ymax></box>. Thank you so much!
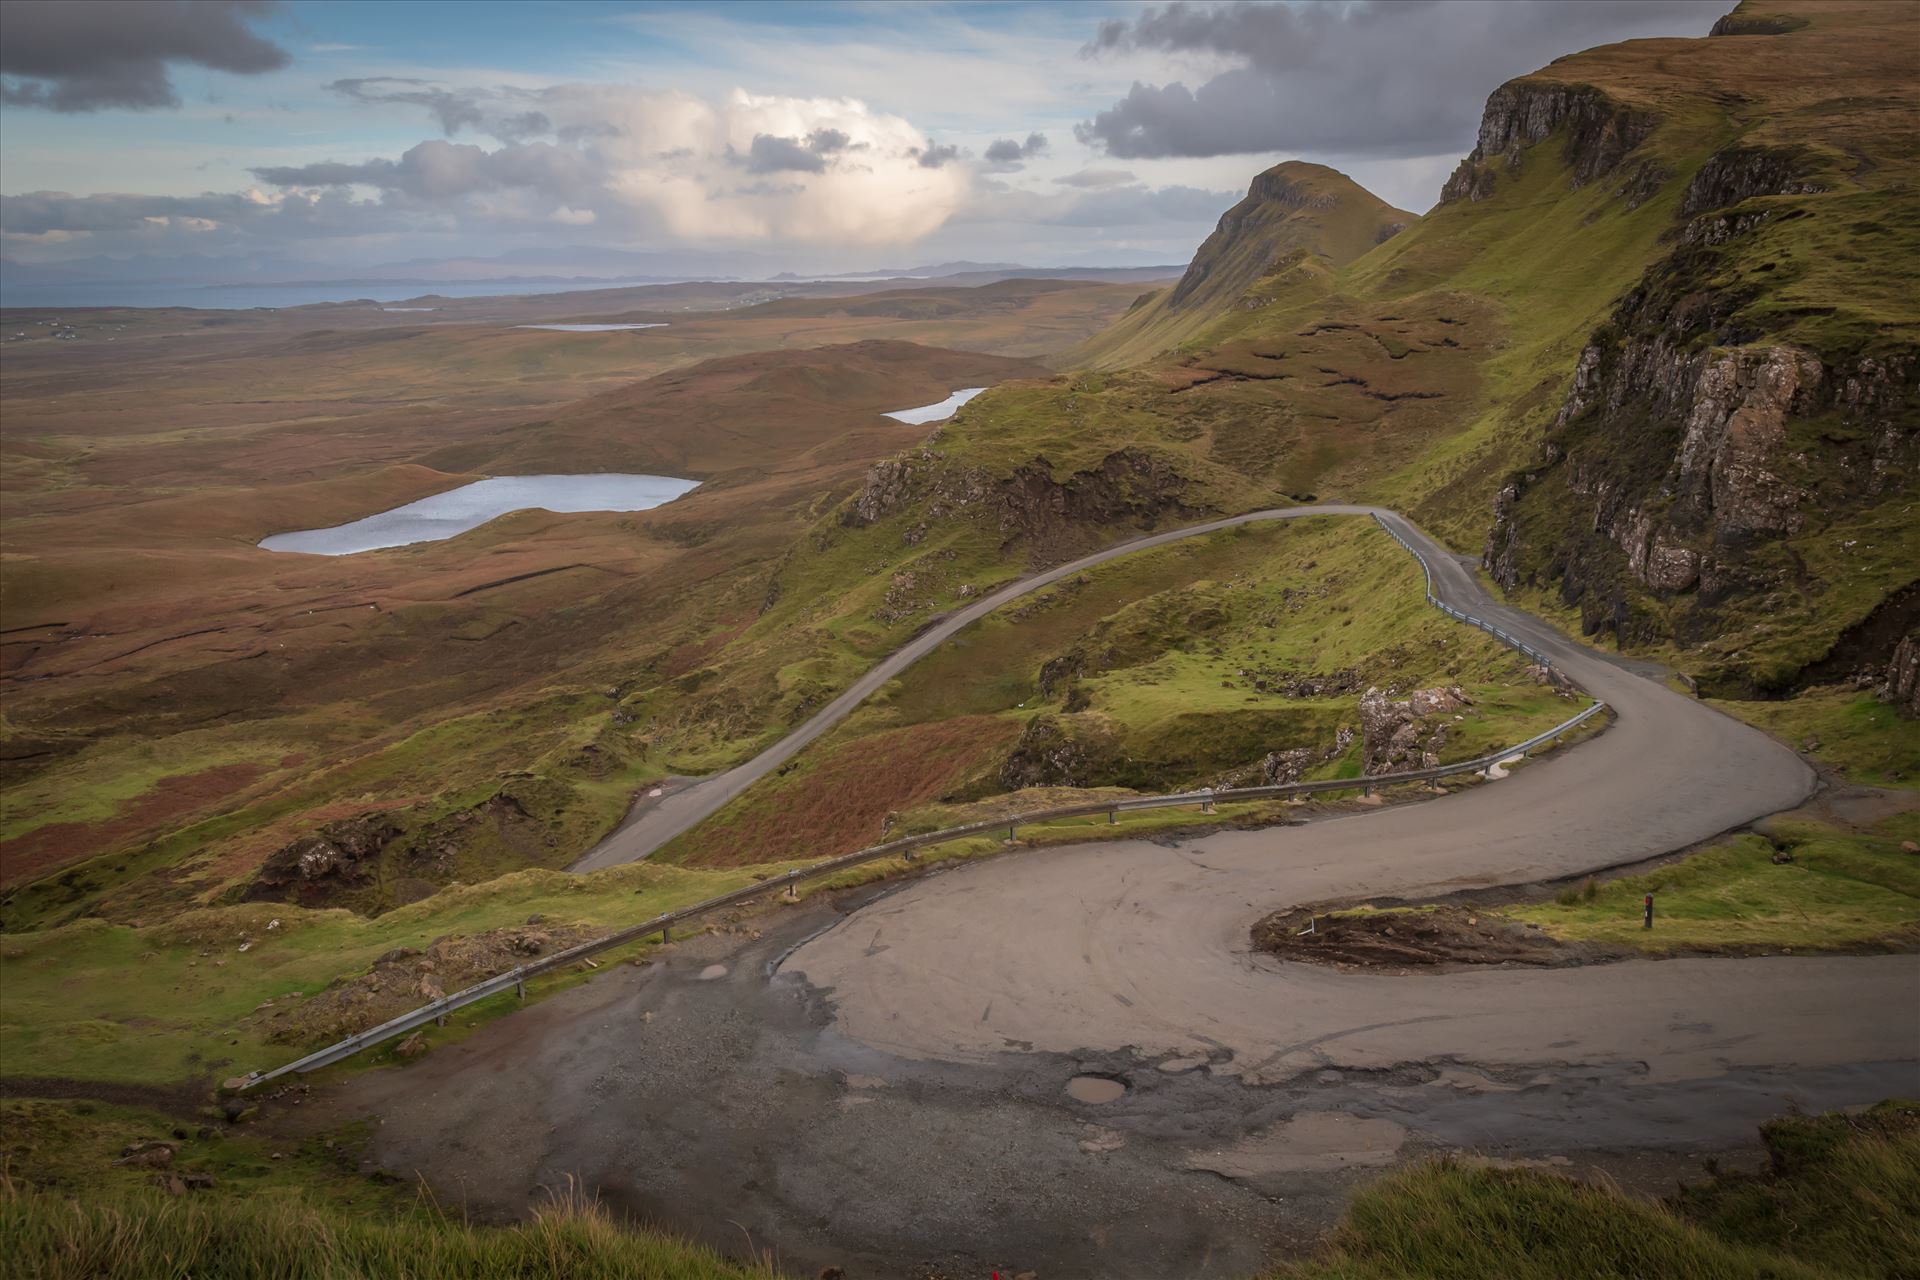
<box><xmin>1483</xmin><ymin>126</ymin><xmax>1920</xmax><ymax>689</ymax></box>
<box><xmin>843</xmin><ymin>443</ymin><xmax>1203</xmax><ymax>561</ymax></box>
<box><xmin>1439</xmin><ymin>80</ymin><xmax>1657</xmax><ymax>204</ymax></box>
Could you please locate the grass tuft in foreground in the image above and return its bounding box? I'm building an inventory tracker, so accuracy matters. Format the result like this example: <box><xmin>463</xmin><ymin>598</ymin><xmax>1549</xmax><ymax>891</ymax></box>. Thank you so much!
<box><xmin>1278</xmin><ymin>1102</ymin><xmax>1920</xmax><ymax>1280</ymax></box>
<box><xmin>1511</xmin><ymin>813</ymin><xmax>1920</xmax><ymax>953</ymax></box>
<box><xmin>2</xmin><ymin>1184</ymin><xmax>776</xmax><ymax>1280</ymax></box>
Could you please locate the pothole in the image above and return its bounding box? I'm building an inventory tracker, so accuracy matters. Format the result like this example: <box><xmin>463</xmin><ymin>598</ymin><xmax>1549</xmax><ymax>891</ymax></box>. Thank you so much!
<box><xmin>1065</xmin><ymin>1074</ymin><xmax>1129</xmax><ymax>1105</ymax></box>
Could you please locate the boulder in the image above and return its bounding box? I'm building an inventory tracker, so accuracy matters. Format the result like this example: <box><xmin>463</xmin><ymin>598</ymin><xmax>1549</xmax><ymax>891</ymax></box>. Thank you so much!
<box><xmin>1359</xmin><ymin>686</ymin><xmax>1469</xmax><ymax>774</ymax></box>
<box><xmin>114</xmin><ymin>1141</ymin><xmax>176</xmax><ymax>1169</ymax></box>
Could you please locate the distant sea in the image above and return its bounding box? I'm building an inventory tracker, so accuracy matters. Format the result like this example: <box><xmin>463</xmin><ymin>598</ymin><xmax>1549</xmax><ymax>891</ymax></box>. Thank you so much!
<box><xmin>0</xmin><ymin>277</ymin><xmax>690</xmax><ymax>312</ymax></box>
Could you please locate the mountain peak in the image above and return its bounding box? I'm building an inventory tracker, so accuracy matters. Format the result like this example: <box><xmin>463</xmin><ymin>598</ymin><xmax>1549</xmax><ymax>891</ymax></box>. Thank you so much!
<box><xmin>1071</xmin><ymin>162</ymin><xmax>1410</xmax><ymax>368</ymax></box>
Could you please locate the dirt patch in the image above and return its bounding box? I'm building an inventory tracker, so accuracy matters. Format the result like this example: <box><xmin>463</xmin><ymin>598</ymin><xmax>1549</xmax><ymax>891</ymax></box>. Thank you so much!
<box><xmin>0</xmin><ymin>1077</ymin><xmax>211</xmax><ymax>1115</ymax></box>
<box><xmin>0</xmin><ymin>762</ymin><xmax>268</xmax><ymax>889</ymax></box>
<box><xmin>1252</xmin><ymin>905</ymin><xmax>1601</xmax><ymax>969</ymax></box>
<box><xmin>257</xmin><ymin>922</ymin><xmax>606</xmax><ymax>1047</ymax></box>
<box><xmin>665</xmin><ymin>714</ymin><xmax>1023</xmax><ymax>868</ymax></box>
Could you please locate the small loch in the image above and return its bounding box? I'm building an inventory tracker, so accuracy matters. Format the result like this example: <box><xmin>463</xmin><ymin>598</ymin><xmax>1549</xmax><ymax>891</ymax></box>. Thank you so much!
<box><xmin>514</xmin><ymin>323</ymin><xmax>669</xmax><ymax>332</ymax></box>
<box><xmin>260</xmin><ymin>473</ymin><xmax>700</xmax><ymax>556</ymax></box>
<box><xmin>883</xmin><ymin>387</ymin><xmax>987</xmax><ymax>424</ymax></box>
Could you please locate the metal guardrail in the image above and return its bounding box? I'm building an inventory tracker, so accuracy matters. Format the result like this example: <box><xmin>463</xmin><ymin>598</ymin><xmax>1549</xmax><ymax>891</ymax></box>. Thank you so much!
<box><xmin>235</xmin><ymin>698</ymin><xmax>1605</xmax><ymax>1090</ymax></box>
<box><xmin>1370</xmin><ymin>514</ymin><xmax>1555</xmax><ymax>669</ymax></box>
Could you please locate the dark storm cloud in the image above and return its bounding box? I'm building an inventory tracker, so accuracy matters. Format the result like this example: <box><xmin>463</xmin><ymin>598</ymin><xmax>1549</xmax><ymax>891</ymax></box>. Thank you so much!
<box><xmin>914</xmin><ymin>140</ymin><xmax>962</xmax><ymax>169</ymax></box>
<box><xmin>0</xmin><ymin>0</ymin><xmax>288</xmax><ymax>112</ymax></box>
<box><xmin>1076</xmin><ymin>0</ymin><xmax>1724</xmax><ymax>159</ymax></box>
<box><xmin>745</xmin><ymin>133</ymin><xmax>828</xmax><ymax>174</ymax></box>
<box><xmin>252</xmin><ymin>139</ymin><xmax>598</xmax><ymax>201</ymax></box>
<box><xmin>740</xmin><ymin>127</ymin><xmax>857</xmax><ymax>174</ymax></box>
<box><xmin>983</xmin><ymin>131</ymin><xmax>1049</xmax><ymax>167</ymax></box>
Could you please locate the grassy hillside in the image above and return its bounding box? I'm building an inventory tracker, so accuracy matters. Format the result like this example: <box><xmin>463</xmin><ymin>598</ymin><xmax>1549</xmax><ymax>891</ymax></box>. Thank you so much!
<box><xmin>1072</xmin><ymin>161</ymin><xmax>1412</xmax><ymax>371</ymax></box>
<box><xmin>0</xmin><ymin>335</ymin><xmax>1049</xmax><ymax>926</ymax></box>
<box><xmin>730</xmin><ymin>0</ymin><xmax>1917</xmax><ymax>783</ymax></box>
<box><xmin>653</xmin><ymin>517</ymin><xmax>1575</xmax><ymax>868</ymax></box>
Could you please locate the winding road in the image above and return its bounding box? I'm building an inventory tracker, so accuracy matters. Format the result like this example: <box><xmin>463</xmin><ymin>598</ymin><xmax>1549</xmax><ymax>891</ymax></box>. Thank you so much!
<box><xmin>338</xmin><ymin>506</ymin><xmax>1917</xmax><ymax>1277</ymax></box>
<box><xmin>579</xmin><ymin>503</ymin><xmax>1805</xmax><ymax>871</ymax></box>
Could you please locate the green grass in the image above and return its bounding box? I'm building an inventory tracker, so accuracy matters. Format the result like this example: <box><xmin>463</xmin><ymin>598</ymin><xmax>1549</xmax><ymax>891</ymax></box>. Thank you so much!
<box><xmin>1509</xmin><ymin>813</ymin><xmax>1920</xmax><ymax>952</ymax></box>
<box><xmin>1276</xmin><ymin>1102</ymin><xmax>1920</xmax><ymax>1280</ymax></box>
<box><xmin>3</xmin><ymin>1187</ymin><xmax>773</xmax><ymax>1280</ymax></box>
<box><xmin>658</xmin><ymin>517</ymin><xmax>1575</xmax><ymax>867</ymax></box>
<box><xmin>9</xmin><ymin>1097</ymin><xmax>1914</xmax><ymax>1280</ymax></box>
<box><xmin>1</xmin><ymin>1092</ymin><xmax>779</xmax><ymax>1278</ymax></box>
<box><xmin>1712</xmin><ymin>689</ymin><xmax>1920</xmax><ymax>789</ymax></box>
<box><xmin>0</xmin><ymin>859</ymin><xmax>786</xmax><ymax>1087</ymax></box>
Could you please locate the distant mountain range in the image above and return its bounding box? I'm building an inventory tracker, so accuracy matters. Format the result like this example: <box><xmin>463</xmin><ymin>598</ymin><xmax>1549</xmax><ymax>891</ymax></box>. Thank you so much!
<box><xmin>0</xmin><ymin>247</ymin><xmax>1183</xmax><ymax>294</ymax></box>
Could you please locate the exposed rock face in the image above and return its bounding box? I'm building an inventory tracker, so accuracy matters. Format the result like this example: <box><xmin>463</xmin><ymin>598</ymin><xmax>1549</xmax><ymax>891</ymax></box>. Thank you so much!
<box><xmin>1678</xmin><ymin>146</ymin><xmax>1821</xmax><ymax>219</ymax></box>
<box><xmin>1440</xmin><ymin>80</ymin><xmax>1655</xmax><ymax>204</ymax></box>
<box><xmin>1484</xmin><ymin>137</ymin><xmax>1920</xmax><ymax>683</ymax></box>
<box><xmin>999</xmin><ymin>714</ymin><xmax>1123</xmax><ymax>790</ymax></box>
<box><xmin>1169</xmin><ymin>168</ymin><xmax>1337</xmax><ymax>309</ymax></box>
<box><xmin>996</xmin><ymin>449</ymin><xmax>1200</xmax><ymax>547</ymax></box>
<box><xmin>1877</xmin><ymin>632</ymin><xmax>1919</xmax><ymax>718</ymax></box>
<box><xmin>843</xmin><ymin>445</ymin><xmax>1202</xmax><ymax>557</ymax></box>
<box><xmin>1358</xmin><ymin>686</ymin><xmax>1469</xmax><ymax>774</ymax></box>
<box><xmin>1260</xmin><ymin>748</ymin><xmax>1316</xmax><ymax>786</ymax></box>
<box><xmin>1259</xmin><ymin>727</ymin><xmax>1354</xmax><ymax>785</ymax></box>
<box><xmin>246</xmin><ymin>815</ymin><xmax>399</xmax><ymax>904</ymax></box>
<box><xmin>1710</xmin><ymin>10</ymin><xmax>1809</xmax><ymax>36</ymax></box>
<box><xmin>845</xmin><ymin>456</ymin><xmax>922</xmax><ymax>525</ymax></box>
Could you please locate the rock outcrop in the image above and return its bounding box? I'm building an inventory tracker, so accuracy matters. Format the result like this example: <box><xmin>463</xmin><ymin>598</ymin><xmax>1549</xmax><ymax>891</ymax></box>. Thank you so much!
<box><xmin>1259</xmin><ymin>726</ymin><xmax>1355</xmax><ymax>785</ymax></box>
<box><xmin>1483</xmin><ymin>134</ymin><xmax>1920</xmax><ymax>683</ymax></box>
<box><xmin>999</xmin><ymin>714</ymin><xmax>1124</xmax><ymax>790</ymax></box>
<box><xmin>1877</xmin><ymin>632</ymin><xmax>1920</xmax><ymax>718</ymax></box>
<box><xmin>1677</xmin><ymin>146</ymin><xmax>1821</xmax><ymax>219</ymax></box>
<box><xmin>246</xmin><ymin>815</ymin><xmax>399</xmax><ymax>905</ymax></box>
<box><xmin>1440</xmin><ymin>80</ymin><xmax>1655</xmax><ymax>204</ymax></box>
<box><xmin>1358</xmin><ymin>686</ymin><xmax>1469</xmax><ymax>774</ymax></box>
<box><xmin>843</xmin><ymin>445</ymin><xmax>1202</xmax><ymax>559</ymax></box>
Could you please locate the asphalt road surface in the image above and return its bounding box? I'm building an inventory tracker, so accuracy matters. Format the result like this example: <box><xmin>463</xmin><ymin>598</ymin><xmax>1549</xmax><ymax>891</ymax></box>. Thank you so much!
<box><xmin>785</xmin><ymin>507</ymin><xmax>1839</xmax><ymax>1072</ymax></box>
<box><xmin>321</xmin><ymin>508</ymin><xmax>1918</xmax><ymax>1278</ymax></box>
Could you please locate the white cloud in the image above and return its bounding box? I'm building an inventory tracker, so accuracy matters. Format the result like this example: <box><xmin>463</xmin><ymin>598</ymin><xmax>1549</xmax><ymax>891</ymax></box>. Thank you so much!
<box><xmin>246</xmin><ymin>82</ymin><xmax>970</xmax><ymax>247</ymax></box>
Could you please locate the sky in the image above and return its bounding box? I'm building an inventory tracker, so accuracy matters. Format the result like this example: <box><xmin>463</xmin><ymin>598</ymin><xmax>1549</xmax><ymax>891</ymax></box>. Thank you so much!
<box><xmin>0</xmin><ymin>0</ymin><xmax>1728</xmax><ymax>281</ymax></box>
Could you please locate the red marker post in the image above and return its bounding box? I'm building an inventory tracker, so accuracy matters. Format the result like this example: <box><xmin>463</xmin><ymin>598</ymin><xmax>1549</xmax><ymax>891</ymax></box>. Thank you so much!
<box><xmin>1643</xmin><ymin>892</ymin><xmax>1654</xmax><ymax>930</ymax></box>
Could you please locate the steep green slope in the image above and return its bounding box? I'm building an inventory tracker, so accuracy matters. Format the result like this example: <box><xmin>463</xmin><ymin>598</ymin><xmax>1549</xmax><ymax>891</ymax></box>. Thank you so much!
<box><xmin>1071</xmin><ymin>161</ymin><xmax>1412</xmax><ymax>371</ymax></box>
<box><xmin>737</xmin><ymin>0</ymin><xmax>1916</xmax><ymax>721</ymax></box>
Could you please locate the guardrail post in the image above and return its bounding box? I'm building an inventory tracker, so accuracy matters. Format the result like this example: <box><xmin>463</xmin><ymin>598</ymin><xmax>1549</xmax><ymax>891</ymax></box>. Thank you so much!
<box><xmin>1108</xmin><ymin>808</ymin><xmax>1117</xmax><ymax>824</ymax></box>
<box><xmin>661</xmin><ymin>923</ymin><xmax>671</xmax><ymax>944</ymax></box>
<box><xmin>1007</xmin><ymin>823</ymin><xmax>1016</xmax><ymax>841</ymax></box>
<box><xmin>516</xmin><ymin>977</ymin><xmax>526</xmax><ymax>1000</ymax></box>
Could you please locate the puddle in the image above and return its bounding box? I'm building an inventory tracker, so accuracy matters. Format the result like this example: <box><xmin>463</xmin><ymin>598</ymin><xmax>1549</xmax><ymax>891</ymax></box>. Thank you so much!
<box><xmin>697</xmin><ymin>964</ymin><xmax>729</xmax><ymax>981</ymax></box>
<box><xmin>1065</xmin><ymin>1074</ymin><xmax>1128</xmax><ymax>1104</ymax></box>
<box><xmin>1184</xmin><ymin>1111</ymin><xmax>1407</xmax><ymax>1176</ymax></box>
